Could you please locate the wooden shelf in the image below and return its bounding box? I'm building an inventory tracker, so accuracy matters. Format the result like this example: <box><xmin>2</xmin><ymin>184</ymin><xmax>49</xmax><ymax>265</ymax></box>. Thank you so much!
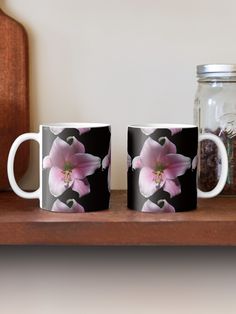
<box><xmin>0</xmin><ymin>191</ymin><xmax>236</xmax><ymax>245</ymax></box>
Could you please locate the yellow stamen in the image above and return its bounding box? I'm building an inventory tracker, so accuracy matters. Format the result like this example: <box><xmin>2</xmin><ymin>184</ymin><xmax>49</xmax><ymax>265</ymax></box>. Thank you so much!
<box><xmin>62</xmin><ymin>169</ymin><xmax>72</xmax><ymax>187</ymax></box>
<box><xmin>152</xmin><ymin>169</ymin><xmax>163</xmax><ymax>188</ymax></box>
<box><xmin>155</xmin><ymin>170</ymin><xmax>163</xmax><ymax>184</ymax></box>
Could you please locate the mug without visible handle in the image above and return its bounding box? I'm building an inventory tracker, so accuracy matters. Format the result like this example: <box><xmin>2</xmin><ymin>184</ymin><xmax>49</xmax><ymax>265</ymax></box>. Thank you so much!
<box><xmin>198</xmin><ymin>133</ymin><xmax>228</xmax><ymax>198</ymax></box>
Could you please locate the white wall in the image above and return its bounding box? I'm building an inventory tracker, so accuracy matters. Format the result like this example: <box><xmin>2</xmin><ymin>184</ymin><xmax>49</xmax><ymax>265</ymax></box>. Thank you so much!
<box><xmin>3</xmin><ymin>0</ymin><xmax>236</xmax><ymax>189</ymax></box>
<box><xmin>1</xmin><ymin>247</ymin><xmax>236</xmax><ymax>314</ymax></box>
<box><xmin>2</xmin><ymin>1</ymin><xmax>236</xmax><ymax>314</ymax></box>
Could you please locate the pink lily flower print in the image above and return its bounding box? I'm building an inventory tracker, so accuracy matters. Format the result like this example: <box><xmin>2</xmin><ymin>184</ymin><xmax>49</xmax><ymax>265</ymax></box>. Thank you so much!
<box><xmin>127</xmin><ymin>154</ymin><xmax>132</xmax><ymax>169</ymax></box>
<box><xmin>192</xmin><ymin>155</ymin><xmax>198</xmax><ymax>170</ymax></box>
<box><xmin>43</xmin><ymin>137</ymin><xmax>101</xmax><ymax>197</ymax></box>
<box><xmin>169</xmin><ymin>128</ymin><xmax>182</xmax><ymax>136</ymax></box>
<box><xmin>141</xmin><ymin>199</ymin><xmax>175</xmax><ymax>213</ymax></box>
<box><xmin>141</xmin><ymin>128</ymin><xmax>156</xmax><ymax>136</ymax></box>
<box><xmin>50</xmin><ymin>127</ymin><xmax>91</xmax><ymax>136</ymax></box>
<box><xmin>132</xmin><ymin>137</ymin><xmax>191</xmax><ymax>198</ymax></box>
<box><xmin>141</xmin><ymin>128</ymin><xmax>182</xmax><ymax>136</ymax></box>
<box><xmin>52</xmin><ymin>199</ymin><xmax>85</xmax><ymax>213</ymax></box>
<box><xmin>102</xmin><ymin>143</ymin><xmax>111</xmax><ymax>190</ymax></box>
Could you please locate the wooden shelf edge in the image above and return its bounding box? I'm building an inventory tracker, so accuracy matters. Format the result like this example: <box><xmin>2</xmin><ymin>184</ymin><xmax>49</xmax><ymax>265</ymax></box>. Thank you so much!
<box><xmin>0</xmin><ymin>221</ymin><xmax>235</xmax><ymax>246</ymax></box>
<box><xmin>0</xmin><ymin>191</ymin><xmax>236</xmax><ymax>245</ymax></box>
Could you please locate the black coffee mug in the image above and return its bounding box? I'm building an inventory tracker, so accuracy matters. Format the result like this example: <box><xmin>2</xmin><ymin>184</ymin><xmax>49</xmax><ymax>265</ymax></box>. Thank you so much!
<box><xmin>127</xmin><ymin>124</ymin><xmax>228</xmax><ymax>212</ymax></box>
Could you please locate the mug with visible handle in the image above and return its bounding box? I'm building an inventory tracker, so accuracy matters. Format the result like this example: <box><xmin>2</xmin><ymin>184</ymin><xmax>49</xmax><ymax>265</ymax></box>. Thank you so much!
<box><xmin>8</xmin><ymin>123</ymin><xmax>111</xmax><ymax>213</ymax></box>
<box><xmin>127</xmin><ymin>124</ymin><xmax>228</xmax><ymax>212</ymax></box>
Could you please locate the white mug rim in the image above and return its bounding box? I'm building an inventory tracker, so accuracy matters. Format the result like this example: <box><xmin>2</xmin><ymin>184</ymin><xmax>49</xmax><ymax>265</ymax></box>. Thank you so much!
<box><xmin>128</xmin><ymin>123</ymin><xmax>197</xmax><ymax>129</ymax></box>
<box><xmin>41</xmin><ymin>122</ymin><xmax>110</xmax><ymax>128</ymax></box>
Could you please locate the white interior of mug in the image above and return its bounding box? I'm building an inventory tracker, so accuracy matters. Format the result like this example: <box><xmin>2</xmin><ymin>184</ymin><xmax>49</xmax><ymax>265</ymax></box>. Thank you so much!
<box><xmin>42</xmin><ymin>122</ymin><xmax>110</xmax><ymax>128</ymax></box>
<box><xmin>129</xmin><ymin>123</ymin><xmax>196</xmax><ymax>128</ymax></box>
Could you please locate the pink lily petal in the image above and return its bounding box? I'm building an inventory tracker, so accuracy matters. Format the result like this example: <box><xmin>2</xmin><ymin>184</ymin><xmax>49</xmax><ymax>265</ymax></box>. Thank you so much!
<box><xmin>43</xmin><ymin>156</ymin><xmax>52</xmax><ymax>169</ymax></box>
<box><xmin>139</xmin><ymin>137</ymin><xmax>165</xmax><ymax>169</ymax></box>
<box><xmin>107</xmin><ymin>165</ymin><xmax>111</xmax><ymax>191</ymax></box>
<box><xmin>158</xmin><ymin>199</ymin><xmax>175</xmax><ymax>212</ymax></box>
<box><xmin>47</xmin><ymin>137</ymin><xmax>85</xmax><ymax>169</ymax></box>
<box><xmin>50</xmin><ymin>127</ymin><xmax>64</xmax><ymax>135</ymax></box>
<box><xmin>139</xmin><ymin>167</ymin><xmax>163</xmax><ymax>198</ymax></box>
<box><xmin>101</xmin><ymin>144</ymin><xmax>111</xmax><ymax>190</ymax></box>
<box><xmin>69</xmin><ymin>137</ymin><xmax>85</xmax><ymax>154</ymax></box>
<box><xmin>78</xmin><ymin>128</ymin><xmax>90</xmax><ymax>135</ymax></box>
<box><xmin>68</xmin><ymin>154</ymin><xmax>90</xmax><ymax>169</ymax></box>
<box><xmin>51</xmin><ymin>199</ymin><xmax>84</xmax><ymax>213</ymax></box>
<box><xmin>140</xmin><ymin>137</ymin><xmax>177</xmax><ymax>170</ymax></box>
<box><xmin>192</xmin><ymin>155</ymin><xmax>198</xmax><ymax>170</ymax></box>
<box><xmin>50</xmin><ymin>127</ymin><xmax>91</xmax><ymax>136</ymax></box>
<box><xmin>71</xmin><ymin>177</ymin><xmax>91</xmax><ymax>197</ymax></box>
<box><xmin>102</xmin><ymin>144</ymin><xmax>111</xmax><ymax>170</ymax></box>
<box><xmin>45</xmin><ymin>137</ymin><xmax>85</xmax><ymax>170</ymax></box>
<box><xmin>132</xmin><ymin>156</ymin><xmax>143</xmax><ymax>169</ymax></box>
<box><xmin>141</xmin><ymin>128</ymin><xmax>156</xmax><ymax>136</ymax></box>
<box><xmin>159</xmin><ymin>137</ymin><xmax>177</xmax><ymax>155</ymax></box>
<box><xmin>49</xmin><ymin>167</ymin><xmax>73</xmax><ymax>197</ymax></box>
<box><xmin>72</xmin><ymin>153</ymin><xmax>101</xmax><ymax>178</ymax></box>
<box><xmin>102</xmin><ymin>155</ymin><xmax>110</xmax><ymax>169</ymax></box>
<box><xmin>141</xmin><ymin>199</ymin><xmax>162</xmax><ymax>212</ymax></box>
<box><xmin>141</xmin><ymin>199</ymin><xmax>175</xmax><ymax>213</ymax></box>
<box><xmin>170</xmin><ymin>128</ymin><xmax>182</xmax><ymax>135</ymax></box>
<box><xmin>127</xmin><ymin>154</ymin><xmax>132</xmax><ymax>169</ymax></box>
<box><xmin>164</xmin><ymin>154</ymin><xmax>191</xmax><ymax>179</ymax></box>
<box><xmin>163</xmin><ymin>178</ymin><xmax>181</xmax><ymax>198</ymax></box>
<box><xmin>47</xmin><ymin>137</ymin><xmax>69</xmax><ymax>169</ymax></box>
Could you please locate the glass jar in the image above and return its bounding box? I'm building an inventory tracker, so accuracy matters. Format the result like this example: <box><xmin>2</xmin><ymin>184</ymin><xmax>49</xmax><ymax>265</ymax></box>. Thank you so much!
<box><xmin>194</xmin><ymin>64</ymin><xmax>236</xmax><ymax>195</ymax></box>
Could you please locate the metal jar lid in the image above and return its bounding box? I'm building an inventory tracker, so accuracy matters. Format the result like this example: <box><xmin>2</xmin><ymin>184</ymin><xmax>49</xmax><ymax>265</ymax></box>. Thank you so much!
<box><xmin>197</xmin><ymin>64</ymin><xmax>236</xmax><ymax>78</ymax></box>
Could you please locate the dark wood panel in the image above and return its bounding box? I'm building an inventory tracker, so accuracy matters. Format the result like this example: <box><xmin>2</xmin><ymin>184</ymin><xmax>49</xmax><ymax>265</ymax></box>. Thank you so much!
<box><xmin>0</xmin><ymin>191</ymin><xmax>236</xmax><ymax>245</ymax></box>
<box><xmin>0</xmin><ymin>9</ymin><xmax>29</xmax><ymax>189</ymax></box>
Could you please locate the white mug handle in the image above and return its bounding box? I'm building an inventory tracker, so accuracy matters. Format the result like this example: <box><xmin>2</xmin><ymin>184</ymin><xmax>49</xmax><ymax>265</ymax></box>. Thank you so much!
<box><xmin>7</xmin><ymin>132</ymin><xmax>41</xmax><ymax>199</ymax></box>
<box><xmin>197</xmin><ymin>133</ymin><xmax>228</xmax><ymax>198</ymax></box>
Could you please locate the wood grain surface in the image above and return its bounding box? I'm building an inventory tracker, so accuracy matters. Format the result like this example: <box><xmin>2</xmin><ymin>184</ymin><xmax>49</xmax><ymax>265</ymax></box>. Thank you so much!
<box><xmin>0</xmin><ymin>190</ymin><xmax>236</xmax><ymax>245</ymax></box>
<box><xmin>0</xmin><ymin>8</ymin><xmax>29</xmax><ymax>190</ymax></box>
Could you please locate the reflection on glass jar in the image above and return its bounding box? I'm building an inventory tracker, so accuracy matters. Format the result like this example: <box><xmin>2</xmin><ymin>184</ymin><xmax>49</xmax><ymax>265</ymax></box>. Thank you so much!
<box><xmin>194</xmin><ymin>64</ymin><xmax>236</xmax><ymax>195</ymax></box>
